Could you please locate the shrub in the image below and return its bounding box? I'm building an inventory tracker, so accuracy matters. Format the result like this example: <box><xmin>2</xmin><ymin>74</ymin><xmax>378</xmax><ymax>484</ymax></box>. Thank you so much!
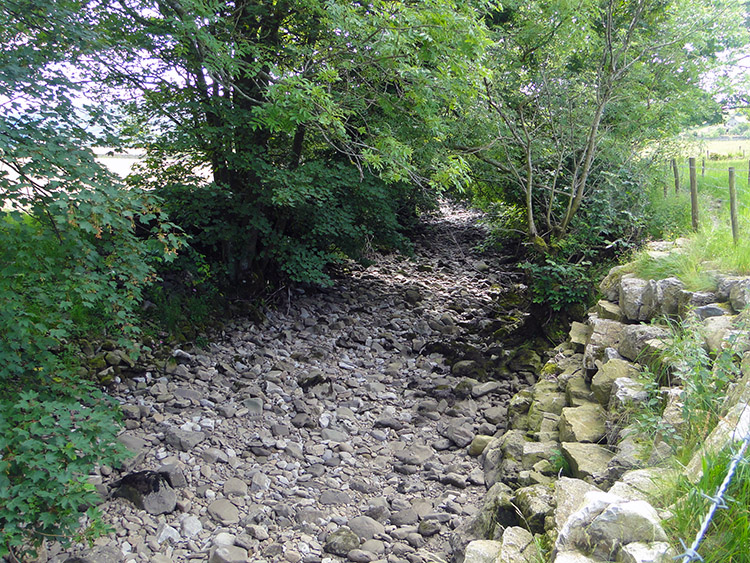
<box><xmin>0</xmin><ymin>379</ymin><xmax>127</xmax><ymax>559</ymax></box>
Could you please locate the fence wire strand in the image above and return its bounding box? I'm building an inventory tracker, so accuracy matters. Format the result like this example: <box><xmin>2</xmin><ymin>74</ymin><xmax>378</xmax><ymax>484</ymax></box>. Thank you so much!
<box><xmin>676</xmin><ymin>403</ymin><xmax>750</xmax><ymax>563</ymax></box>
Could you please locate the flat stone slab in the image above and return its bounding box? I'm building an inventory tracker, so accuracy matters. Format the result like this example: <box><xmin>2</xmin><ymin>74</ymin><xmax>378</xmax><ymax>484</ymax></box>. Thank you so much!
<box><xmin>561</xmin><ymin>442</ymin><xmax>615</xmax><ymax>484</ymax></box>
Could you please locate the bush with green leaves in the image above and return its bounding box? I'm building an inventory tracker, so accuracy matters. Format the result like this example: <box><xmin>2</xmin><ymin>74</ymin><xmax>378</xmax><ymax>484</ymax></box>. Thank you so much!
<box><xmin>131</xmin><ymin>156</ymin><xmax>426</xmax><ymax>290</ymax></box>
<box><xmin>0</xmin><ymin>379</ymin><xmax>128</xmax><ymax>559</ymax></box>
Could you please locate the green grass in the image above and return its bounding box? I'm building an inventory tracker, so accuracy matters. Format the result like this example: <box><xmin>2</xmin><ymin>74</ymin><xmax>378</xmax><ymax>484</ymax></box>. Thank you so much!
<box><xmin>663</xmin><ymin>450</ymin><xmax>750</xmax><ymax>563</ymax></box>
<box><xmin>636</xmin><ymin>156</ymin><xmax>750</xmax><ymax>287</ymax></box>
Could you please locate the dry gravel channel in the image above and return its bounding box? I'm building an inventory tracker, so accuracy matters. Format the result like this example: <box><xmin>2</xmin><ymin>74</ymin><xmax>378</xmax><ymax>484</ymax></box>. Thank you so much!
<box><xmin>51</xmin><ymin>205</ymin><xmax>539</xmax><ymax>563</ymax></box>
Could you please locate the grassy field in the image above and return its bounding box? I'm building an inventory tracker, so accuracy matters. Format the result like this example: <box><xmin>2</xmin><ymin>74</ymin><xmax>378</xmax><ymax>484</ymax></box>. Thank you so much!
<box><xmin>682</xmin><ymin>137</ymin><xmax>750</xmax><ymax>158</ymax></box>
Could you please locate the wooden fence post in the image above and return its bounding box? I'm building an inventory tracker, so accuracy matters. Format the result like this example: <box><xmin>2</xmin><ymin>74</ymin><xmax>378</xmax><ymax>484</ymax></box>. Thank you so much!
<box><xmin>672</xmin><ymin>158</ymin><xmax>680</xmax><ymax>193</ymax></box>
<box><xmin>729</xmin><ymin>167</ymin><xmax>739</xmax><ymax>245</ymax></box>
<box><xmin>702</xmin><ymin>158</ymin><xmax>705</xmax><ymax>177</ymax></box>
<box><xmin>690</xmin><ymin>157</ymin><xmax>698</xmax><ymax>231</ymax></box>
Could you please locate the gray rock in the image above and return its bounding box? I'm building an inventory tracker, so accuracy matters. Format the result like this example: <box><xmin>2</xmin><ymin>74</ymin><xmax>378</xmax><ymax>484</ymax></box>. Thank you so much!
<box><xmin>561</xmin><ymin>442</ymin><xmax>614</xmax><ymax>484</ymax></box>
<box><xmin>553</xmin><ymin>477</ymin><xmax>600</xmax><ymax>531</ymax></box>
<box><xmin>497</xmin><ymin>526</ymin><xmax>536</xmax><ymax>563</ymax></box>
<box><xmin>165</xmin><ymin>428</ymin><xmax>206</xmax><ymax>451</ymax></box>
<box><xmin>584</xmin><ymin>317</ymin><xmax>626</xmax><ymax>372</ymax></box>
<box><xmin>348</xmin><ymin>515</ymin><xmax>385</xmax><ymax>540</ymax></box>
<box><xmin>63</xmin><ymin>546</ymin><xmax>122</xmax><ymax>563</ymax></box>
<box><xmin>729</xmin><ymin>278</ymin><xmax>750</xmax><ymax>312</ymax></box>
<box><xmin>208</xmin><ymin>499</ymin><xmax>240</xmax><ymax>525</ymax></box>
<box><xmin>181</xmin><ymin>515</ymin><xmax>203</xmax><ymax>539</ymax></box>
<box><xmin>395</xmin><ymin>444</ymin><xmax>434</xmax><ymax>466</ymax></box>
<box><xmin>617</xmin><ymin>325</ymin><xmax>669</xmax><ymax>363</ymax></box>
<box><xmin>591</xmin><ymin>359</ymin><xmax>639</xmax><ymax>406</ymax></box>
<box><xmin>609</xmin><ymin>378</ymin><xmax>648</xmax><ymax>413</ymax></box>
<box><xmin>347</xmin><ymin>549</ymin><xmax>376</xmax><ymax>562</ymax></box>
<box><xmin>617</xmin><ymin>541</ymin><xmax>676</xmax><ymax>563</ymax></box>
<box><xmin>619</xmin><ymin>276</ymin><xmax>651</xmax><ymax>321</ymax></box>
<box><xmin>558</xmin><ymin>403</ymin><xmax>607</xmax><ymax>444</ymax></box>
<box><xmin>157</xmin><ymin>463</ymin><xmax>188</xmax><ymax>488</ymax></box>
<box><xmin>320</xmin><ymin>489</ymin><xmax>353</xmax><ymax>505</ymax></box>
<box><xmin>391</xmin><ymin>508</ymin><xmax>419</xmax><ymax>526</ymax></box>
<box><xmin>513</xmin><ymin>484</ymin><xmax>555</xmax><ymax>534</ymax></box>
<box><xmin>208</xmin><ymin>546</ymin><xmax>248</xmax><ymax>563</ymax></box>
<box><xmin>441</xmin><ymin>419</ymin><xmax>475</xmax><ymax>448</ymax></box>
<box><xmin>324</xmin><ymin>527</ymin><xmax>361</xmax><ymax>556</ymax></box>
<box><xmin>111</xmin><ymin>471</ymin><xmax>177</xmax><ymax>515</ymax></box>
<box><xmin>225</xmin><ymin>477</ymin><xmax>248</xmax><ymax>497</ymax></box>
<box><xmin>463</xmin><ymin>540</ymin><xmax>503</xmax><ymax>563</ymax></box>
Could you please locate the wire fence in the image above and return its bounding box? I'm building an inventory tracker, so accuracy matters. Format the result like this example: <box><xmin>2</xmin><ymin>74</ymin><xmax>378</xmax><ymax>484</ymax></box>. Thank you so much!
<box><xmin>675</xmin><ymin>404</ymin><xmax>750</xmax><ymax>562</ymax></box>
<box><xmin>666</xmin><ymin>157</ymin><xmax>750</xmax><ymax>242</ymax></box>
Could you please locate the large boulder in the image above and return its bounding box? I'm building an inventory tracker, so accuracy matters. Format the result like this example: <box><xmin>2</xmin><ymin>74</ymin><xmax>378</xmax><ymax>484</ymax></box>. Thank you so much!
<box><xmin>608</xmin><ymin>378</ymin><xmax>649</xmax><ymax>414</ymax></box>
<box><xmin>555</xmin><ymin>491</ymin><xmax>667</xmax><ymax>561</ymax></box>
<box><xmin>729</xmin><ymin>278</ymin><xmax>750</xmax><ymax>312</ymax></box>
<box><xmin>619</xmin><ymin>276</ymin><xmax>652</xmax><ymax>322</ymax></box>
<box><xmin>513</xmin><ymin>483</ymin><xmax>556</xmax><ymax>534</ymax></box>
<box><xmin>553</xmin><ymin>477</ymin><xmax>601</xmax><ymax>531</ymax></box>
<box><xmin>596</xmin><ymin>300</ymin><xmax>624</xmax><ymax>322</ymax></box>
<box><xmin>591</xmin><ymin>359</ymin><xmax>640</xmax><ymax>406</ymax></box>
<box><xmin>558</xmin><ymin>403</ymin><xmax>607</xmax><ymax>443</ymax></box>
<box><xmin>617</xmin><ymin>325</ymin><xmax>669</xmax><ymax>364</ymax></box>
<box><xmin>497</xmin><ymin>526</ymin><xmax>537</xmax><ymax>563</ymax></box>
<box><xmin>561</xmin><ymin>443</ymin><xmax>614</xmax><ymax>485</ymax></box>
<box><xmin>566</xmin><ymin>374</ymin><xmax>595</xmax><ymax>407</ymax></box>
<box><xmin>645</xmin><ymin>277</ymin><xmax>684</xmax><ymax>318</ymax></box>
<box><xmin>685</xmin><ymin>400</ymin><xmax>750</xmax><ymax>479</ymax></box>
<box><xmin>600</xmin><ymin>265</ymin><xmax>630</xmax><ymax>302</ymax></box>
<box><xmin>584</xmin><ymin>317</ymin><xmax>627</xmax><ymax>373</ymax></box>
<box><xmin>617</xmin><ymin>541</ymin><xmax>677</xmax><ymax>563</ymax></box>
<box><xmin>463</xmin><ymin>540</ymin><xmax>503</xmax><ymax>563</ymax></box>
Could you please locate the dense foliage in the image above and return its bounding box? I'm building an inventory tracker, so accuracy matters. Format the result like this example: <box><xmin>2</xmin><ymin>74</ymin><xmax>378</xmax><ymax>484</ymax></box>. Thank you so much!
<box><xmin>106</xmin><ymin>0</ymin><xmax>489</xmax><ymax>288</ymax></box>
<box><xmin>0</xmin><ymin>0</ymin><xmax>179</xmax><ymax>555</ymax></box>
<box><xmin>1</xmin><ymin>0</ymin><xmax>749</xmax><ymax>554</ymax></box>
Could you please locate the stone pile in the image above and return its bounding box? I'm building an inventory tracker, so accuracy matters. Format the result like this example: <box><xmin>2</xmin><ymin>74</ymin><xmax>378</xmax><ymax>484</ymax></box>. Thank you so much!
<box><xmin>461</xmin><ymin>240</ymin><xmax>750</xmax><ymax>563</ymax></box>
<box><xmin>49</xmin><ymin>206</ymin><xmax>543</xmax><ymax>563</ymax></box>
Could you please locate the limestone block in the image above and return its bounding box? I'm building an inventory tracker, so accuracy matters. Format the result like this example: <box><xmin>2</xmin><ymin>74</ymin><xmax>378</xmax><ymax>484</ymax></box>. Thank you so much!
<box><xmin>555</xmin><ymin>491</ymin><xmax>624</xmax><ymax>554</ymax></box>
<box><xmin>729</xmin><ymin>277</ymin><xmax>750</xmax><ymax>312</ymax></box>
<box><xmin>608</xmin><ymin>378</ymin><xmax>649</xmax><ymax>414</ymax></box>
<box><xmin>596</xmin><ymin>300</ymin><xmax>624</xmax><ymax>322</ymax></box>
<box><xmin>466</xmin><ymin>482</ymin><xmax>517</xmax><ymax>542</ymax></box>
<box><xmin>600</xmin><ymin>265</ymin><xmax>630</xmax><ymax>302</ymax></box>
<box><xmin>566</xmin><ymin>374</ymin><xmax>595</xmax><ymax>407</ymax></box>
<box><xmin>606</xmin><ymin>433</ymin><xmax>647</xmax><ymax>482</ymax></box>
<box><xmin>463</xmin><ymin>540</ymin><xmax>503</xmax><ymax>563</ymax></box>
<box><xmin>558</xmin><ymin>403</ymin><xmax>607</xmax><ymax>443</ymax></box>
<box><xmin>513</xmin><ymin>483</ymin><xmax>556</xmax><ymax>534</ymax></box>
<box><xmin>553</xmin><ymin>552</ymin><xmax>605</xmax><ymax>563</ymax></box>
<box><xmin>608</xmin><ymin>468</ymin><xmax>676</xmax><ymax>503</ymax></box>
<box><xmin>585</xmin><ymin>499</ymin><xmax>668</xmax><ymax>559</ymax></box>
<box><xmin>703</xmin><ymin>315</ymin><xmax>734</xmax><ymax>353</ymax></box>
<box><xmin>617</xmin><ymin>325</ymin><xmax>669</xmax><ymax>363</ymax></box>
<box><xmin>561</xmin><ymin>442</ymin><xmax>614</xmax><ymax>484</ymax></box>
<box><xmin>584</xmin><ymin>316</ymin><xmax>627</xmax><ymax>373</ymax></box>
<box><xmin>685</xmin><ymin>401</ymin><xmax>750</xmax><ymax>480</ymax></box>
<box><xmin>570</xmin><ymin>321</ymin><xmax>593</xmax><ymax>347</ymax></box>
<box><xmin>648</xmin><ymin>277</ymin><xmax>684</xmax><ymax>317</ymax></box>
<box><xmin>497</xmin><ymin>526</ymin><xmax>537</xmax><ymax>563</ymax></box>
<box><xmin>522</xmin><ymin>441</ymin><xmax>562</xmax><ymax>470</ymax></box>
<box><xmin>616</xmin><ymin>541</ymin><xmax>676</xmax><ymax>563</ymax></box>
<box><xmin>619</xmin><ymin>275</ymin><xmax>652</xmax><ymax>321</ymax></box>
<box><xmin>553</xmin><ymin>477</ymin><xmax>601</xmax><ymax>531</ymax></box>
<box><xmin>555</xmin><ymin>491</ymin><xmax>667</xmax><ymax>562</ymax></box>
<box><xmin>716</xmin><ymin>274</ymin><xmax>745</xmax><ymax>301</ymax></box>
<box><xmin>591</xmin><ymin>359</ymin><xmax>640</xmax><ymax>406</ymax></box>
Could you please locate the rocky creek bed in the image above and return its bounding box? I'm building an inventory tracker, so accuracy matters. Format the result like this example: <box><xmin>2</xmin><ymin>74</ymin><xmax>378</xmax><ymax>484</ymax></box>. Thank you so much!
<box><xmin>45</xmin><ymin>205</ymin><xmax>548</xmax><ymax>563</ymax></box>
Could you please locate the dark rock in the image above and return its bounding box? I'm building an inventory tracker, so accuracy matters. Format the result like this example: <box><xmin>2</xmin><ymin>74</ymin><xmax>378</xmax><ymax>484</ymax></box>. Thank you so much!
<box><xmin>110</xmin><ymin>471</ymin><xmax>177</xmax><ymax>515</ymax></box>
